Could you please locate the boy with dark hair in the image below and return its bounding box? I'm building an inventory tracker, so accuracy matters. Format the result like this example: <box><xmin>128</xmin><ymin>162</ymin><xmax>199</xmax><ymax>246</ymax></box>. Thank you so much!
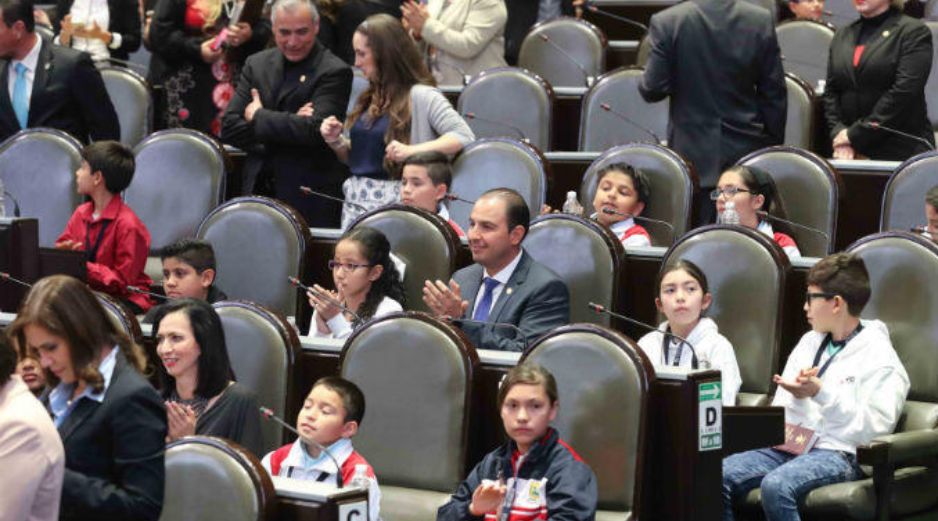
<box><xmin>401</xmin><ymin>151</ymin><xmax>465</xmax><ymax>237</ymax></box>
<box><xmin>722</xmin><ymin>253</ymin><xmax>909</xmax><ymax>520</ymax></box>
<box><xmin>55</xmin><ymin>141</ymin><xmax>153</xmax><ymax>313</ymax></box>
<box><xmin>158</xmin><ymin>238</ymin><xmax>226</xmax><ymax>302</ymax></box>
<box><xmin>923</xmin><ymin>185</ymin><xmax>938</xmax><ymax>240</ymax></box>
<box><xmin>262</xmin><ymin>376</ymin><xmax>381</xmax><ymax>521</ymax></box>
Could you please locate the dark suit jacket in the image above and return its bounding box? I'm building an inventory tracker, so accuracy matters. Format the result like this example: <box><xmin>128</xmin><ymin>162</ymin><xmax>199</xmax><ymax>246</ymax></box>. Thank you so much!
<box><xmin>55</xmin><ymin>353</ymin><xmax>166</xmax><ymax>521</ymax></box>
<box><xmin>51</xmin><ymin>0</ymin><xmax>143</xmax><ymax>60</ymax></box>
<box><xmin>639</xmin><ymin>0</ymin><xmax>787</xmax><ymax>187</ymax></box>
<box><xmin>453</xmin><ymin>250</ymin><xmax>570</xmax><ymax>352</ymax></box>
<box><xmin>221</xmin><ymin>42</ymin><xmax>352</xmax><ymax>228</ymax></box>
<box><xmin>0</xmin><ymin>37</ymin><xmax>120</xmax><ymax>143</ymax></box>
<box><xmin>823</xmin><ymin>9</ymin><xmax>934</xmax><ymax>160</ymax></box>
<box><xmin>504</xmin><ymin>0</ymin><xmax>573</xmax><ymax>65</ymax></box>
<box><xmin>319</xmin><ymin>0</ymin><xmax>402</xmax><ymax>65</ymax></box>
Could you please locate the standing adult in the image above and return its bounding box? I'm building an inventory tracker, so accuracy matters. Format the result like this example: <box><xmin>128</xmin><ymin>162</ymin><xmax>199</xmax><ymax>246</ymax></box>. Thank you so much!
<box><xmin>316</xmin><ymin>0</ymin><xmax>400</xmax><ymax>65</ymax></box>
<box><xmin>37</xmin><ymin>0</ymin><xmax>142</xmax><ymax>63</ymax></box>
<box><xmin>639</xmin><ymin>0</ymin><xmax>787</xmax><ymax>225</ymax></box>
<box><xmin>824</xmin><ymin>0</ymin><xmax>934</xmax><ymax>161</ymax></box>
<box><xmin>503</xmin><ymin>0</ymin><xmax>575</xmax><ymax>65</ymax></box>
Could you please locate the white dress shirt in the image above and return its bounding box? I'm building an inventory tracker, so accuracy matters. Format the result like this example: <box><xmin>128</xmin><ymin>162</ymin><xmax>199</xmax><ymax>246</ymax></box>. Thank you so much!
<box><xmin>55</xmin><ymin>0</ymin><xmax>121</xmax><ymax>62</ymax></box>
<box><xmin>470</xmin><ymin>249</ymin><xmax>523</xmax><ymax>318</ymax></box>
<box><xmin>7</xmin><ymin>34</ymin><xmax>41</xmax><ymax>108</ymax></box>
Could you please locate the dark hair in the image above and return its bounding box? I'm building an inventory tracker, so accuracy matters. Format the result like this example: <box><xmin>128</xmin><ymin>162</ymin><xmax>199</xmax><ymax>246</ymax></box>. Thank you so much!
<box><xmin>151</xmin><ymin>299</ymin><xmax>232</xmax><ymax>399</ymax></box>
<box><xmin>806</xmin><ymin>253</ymin><xmax>871</xmax><ymax>316</ymax></box>
<box><xmin>722</xmin><ymin>165</ymin><xmax>794</xmax><ymax>234</ymax></box>
<box><xmin>596</xmin><ymin>162</ymin><xmax>650</xmax><ymax>206</ymax></box>
<box><xmin>81</xmin><ymin>141</ymin><xmax>136</xmax><ymax>194</ymax></box>
<box><xmin>656</xmin><ymin>259</ymin><xmax>709</xmax><ymax>296</ymax></box>
<box><xmin>497</xmin><ymin>363</ymin><xmax>558</xmax><ymax>410</ymax></box>
<box><xmin>0</xmin><ymin>0</ymin><xmax>35</xmax><ymax>32</ymax></box>
<box><xmin>340</xmin><ymin>227</ymin><xmax>406</xmax><ymax>323</ymax></box>
<box><xmin>402</xmin><ymin>151</ymin><xmax>453</xmax><ymax>188</ymax></box>
<box><xmin>926</xmin><ymin>185</ymin><xmax>938</xmax><ymax>210</ymax></box>
<box><xmin>0</xmin><ymin>333</ymin><xmax>15</xmax><ymax>386</ymax></box>
<box><xmin>160</xmin><ymin>239</ymin><xmax>217</xmax><ymax>274</ymax></box>
<box><xmin>313</xmin><ymin>376</ymin><xmax>366</xmax><ymax>425</ymax></box>
<box><xmin>480</xmin><ymin>188</ymin><xmax>530</xmax><ymax>238</ymax></box>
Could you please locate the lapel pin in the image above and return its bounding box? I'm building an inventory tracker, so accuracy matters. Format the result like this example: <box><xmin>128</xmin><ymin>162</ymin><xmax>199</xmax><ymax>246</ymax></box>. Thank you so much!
<box><xmin>300</xmin><ymin>74</ymin><xmax>306</xmax><ymax>83</ymax></box>
<box><xmin>882</xmin><ymin>30</ymin><xmax>890</xmax><ymax>37</ymax></box>
<box><xmin>45</xmin><ymin>63</ymin><xmax>51</xmax><ymax>70</ymax></box>
<box><xmin>506</xmin><ymin>287</ymin><xmax>513</xmax><ymax>296</ymax></box>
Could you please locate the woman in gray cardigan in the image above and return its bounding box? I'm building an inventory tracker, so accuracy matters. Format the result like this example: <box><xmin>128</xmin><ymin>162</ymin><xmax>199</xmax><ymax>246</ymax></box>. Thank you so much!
<box><xmin>320</xmin><ymin>14</ymin><xmax>475</xmax><ymax>228</ymax></box>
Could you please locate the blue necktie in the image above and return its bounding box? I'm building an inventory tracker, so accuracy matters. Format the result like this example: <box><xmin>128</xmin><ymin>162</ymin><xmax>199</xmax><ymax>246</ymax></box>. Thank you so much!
<box><xmin>472</xmin><ymin>278</ymin><xmax>500</xmax><ymax>322</ymax></box>
<box><xmin>12</xmin><ymin>62</ymin><xmax>29</xmax><ymax>129</ymax></box>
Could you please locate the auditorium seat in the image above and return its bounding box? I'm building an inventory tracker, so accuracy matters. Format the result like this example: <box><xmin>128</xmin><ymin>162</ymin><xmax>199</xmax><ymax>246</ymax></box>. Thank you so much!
<box><xmin>196</xmin><ymin>197</ymin><xmax>312</xmax><ymax>319</ymax></box>
<box><xmin>160</xmin><ymin>436</ymin><xmax>275</xmax><ymax>521</ymax></box>
<box><xmin>339</xmin><ymin>313</ymin><xmax>478</xmax><ymax>521</ymax></box>
<box><xmin>348</xmin><ymin>205</ymin><xmax>460</xmax><ymax>313</ymax></box>
<box><xmin>35</xmin><ymin>24</ymin><xmax>54</xmax><ymax>42</ymax></box>
<box><xmin>663</xmin><ymin>225</ymin><xmax>789</xmax><ymax>406</ymax></box>
<box><xmin>523</xmin><ymin>324</ymin><xmax>654</xmax><ymax>520</ymax></box>
<box><xmin>635</xmin><ymin>35</ymin><xmax>650</xmax><ymax>67</ymax></box>
<box><xmin>449</xmin><ymin>137</ymin><xmax>548</xmax><ymax>232</ymax></box>
<box><xmin>96</xmin><ymin>292</ymin><xmax>143</xmax><ymax>344</ymax></box>
<box><xmin>927</xmin><ymin>0</ymin><xmax>938</xmax><ymax>19</ymax></box>
<box><xmin>579</xmin><ymin>143</ymin><xmax>697</xmax><ymax>246</ymax></box>
<box><xmin>348</xmin><ymin>68</ymin><xmax>369</xmax><ymax>116</ymax></box>
<box><xmin>518</xmin><ymin>17</ymin><xmax>606</xmax><ymax>88</ymax></box>
<box><xmin>776</xmin><ymin>20</ymin><xmax>834</xmax><ymax>92</ymax></box>
<box><xmin>881</xmin><ymin>151</ymin><xmax>938</xmax><ymax>233</ymax></box>
<box><xmin>742</xmin><ymin>0</ymin><xmax>778</xmax><ymax>20</ymax></box>
<box><xmin>457</xmin><ymin>67</ymin><xmax>553</xmax><ymax>151</ymax></box>
<box><xmin>925</xmin><ymin>22</ymin><xmax>938</xmax><ymax>134</ymax></box>
<box><xmin>214</xmin><ymin>300</ymin><xmax>300</xmax><ymax>454</ymax></box>
<box><xmin>737</xmin><ymin>146</ymin><xmax>840</xmax><ymax>257</ymax></box>
<box><xmin>822</xmin><ymin>0</ymin><xmax>859</xmax><ymax>28</ymax></box>
<box><xmin>523</xmin><ymin>214</ymin><xmax>624</xmax><ymax>326</ymax></box>
<box><xmin>578</xmin><ymin>67</ymin><xmax>668</xmax><ymax>151</ymax></box>
<box><xmin>0</xmin><ymin>128</ymin><xmax>82</xmax><ymax>247</ymax></box>
<box><xmin>784</xmin><ymin>73</ymin><xmax>816</xmax><ymax>150</ymax></box>
<box><xmin>126</xmin><ymin>129</ymin><xmax>227</xmax><ymax>284</ymax></box>
<box><xmin>100</xmin><ymin>66</ymin><xmax>153</xmax><ymax>146</ymax></box>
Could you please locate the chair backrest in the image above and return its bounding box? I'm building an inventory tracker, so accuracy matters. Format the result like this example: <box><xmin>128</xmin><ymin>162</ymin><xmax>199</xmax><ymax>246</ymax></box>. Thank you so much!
<box><xmin>881</xmin><ymin>151</ymin><xmax>938</xmax><ymax>233</ymax></box>
<box><xmin>126</xmin><ymin>129</ymin><xmax>227</xmax><ymax>251</ymax></box>
<box><xmin>458</xmin><ymin>67</ymin><xmax>553</xmax><ymax>151</ymax></box>
<box><xmin>776</xmin><ymin>20</ymin><xmax>834</xmax><ymax>91</ymax></box>
<box><xmin>635</xmin><ymin>35</ymin><xmax>651</xmax><ymax>67</ymax></box>
<box><xmin>197</xmin><ymin>197</ymin><xmax>311</xmax><ymax>318</ymax></box>
<box><xmin>742</xmin><ymin>0</ymin><xmax>778</xmax><ymax>20</ymax></box>
<box><xmin>925</xmin><ymin>22</ymin><xmax>938</xmax><ymax>130</ymax></box>
<box><xmin>348</xmin><ymin>205</ymin><xmax>459</xmax><ymax>313</ymax></box>
<box><xmin>662</xmin><ymin>225</ymin><xmax>789</xmax><ymax>406</ymax></box>
<box><xmin>523</xmin><ymin>324</ymin><xmax>653</xmax><ymax>512</ymax></box>
<box><xmin>578</xmin><ymin>67</ymin><xmax>669</xmax><ymax>151</ymax></box>
<box><xmin>737</xmin><ymin>146</ymin><xmax>839</xmax><ymax>257</ymax></box>
<box><xmin>784</xmin><ymin>73</ymin><xmax>816</xmax><ymax>150</ymax></box>
<box><xmin>927</xmin><ymin>0</ymin><xmax>938</xmax><ymax>19</ymax></box>
<box><xmin>518</xmin><ymin>17</ymin><xmax>606</xmax><ymax>88</ymax></box>
<box><xmin>100</xmin><ymin>66</ymin><xmax>153</xmax><ymax>146</ymax></box>
<box><xmin>0</xmin><ymin>128</ymin><xmax>82</xmax><ymax>247</ymax></box>
<box><xmin>450</xmin><ymin>138</ymin><xmax>548</xmax><ymax>232</ymax></box>
<box><xmin>96</xmin><ymin>292</ymin><xmax>143</xmax><ymax>345</ymax></box>
<box><xmin>340</xmin><ymin>313</ymin><xmax>477</xmax><ymax>491</ymax></box>
<box><xmin>523</xmin><ymin>215</ymin><xmax>624</xmax><ymax>326</ymax></box>
<box><xmin>213</xmin><ymin>300</ymin><xmax>299</xmax><ymax>454</ymax></box>
<box><xmin>35</xmin><ymin>24</ymin><xmax>54</xmax><ymax>42</ymax></box>
<box><xmin>347</xmin><ymin>68</ymin><xmax>369</xmax><ymax>117</ymax></box>
<box><xmin>579</xmin><ymin>143</ymin><xmax>696</xmax><ymax>246</ymax></box>
<box><xmin>847</xmin><ymin>233</ymin><xmax>938</xmax><ymax>432</ymax></box>
<box><xmin>161</xmin><ymin>436</ymin><xmax>275</xmax><ymax>521</ymax></box>
<box><xmin>824</xmin><ymin>0</ymin><xmax>859</xmax><ymax>28</ymax></box>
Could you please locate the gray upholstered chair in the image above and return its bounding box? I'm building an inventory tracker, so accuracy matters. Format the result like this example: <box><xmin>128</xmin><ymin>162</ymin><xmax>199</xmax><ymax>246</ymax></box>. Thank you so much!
<box><xmin>100</xmin><ymin>66</ymin><xmax>153</xmax><ymax>146</ymax></box>
<box><xmin>635</xmin><ymin>35</ymin><xmax>651</xmax><ymax>67</ymax></box>
<box><xmin>927</xmin><ymin>0</ymin><xmax>938</xmax><ymax>19</ymax></box>
<box><xmin>784</xmin><ymin>73</ymin><xmax>816</xmax><ymax>150</ymax></box>
<box><xmin>126</xmin><ymin>129</ymin><xmax>227</xmax><ymax>284</ymax></box>
<box><xmin>823</xmin><ymin>0</ymin><xmax>859</xmax><ymax>28</ymax></box>
<box><xmin>449</xmin><ymin>137</ymin><xmax>548</xmax><ymax>232</ymax></box>
<box><xmin>196</xmin><ymin>197</ymin><xmax>312</xmax><ymax>318</ymax></box>
<box><xmin>522</xmin><ymin>324</ymin><xmax>654</xmax><ymax>520</ymax></box>
<box><xmin>736</xmin><ymin>146</ymin><xmax>840</xmax><ymax>257</ymax></box>
<box><xmin>35</xmin><ymin>23</ymin><xmax>55</xmax><ymax>42</ymax></box>
<box><xmin>925</xmin><ymin>22</ymin><xmax>938</xmax><ymax>133</ymax></box>
<box><xmin>776</xmin><ymin>20</ymin><xmax>835</xmax><ymax>91</ymax></box>
<box><xmin>348</xmin><ymin>205</ymin><xmax>460</xmax><ymax>313</ymax></box>
<box><xmin>457</xmin><ymin>67</ymin><xmax>553</xmax><ymax>151</ymax></box>
<box><xmin>160</xmin><ymin>436</ymin><xmax>276</xmax><ymax>521</ymax></box>
<box><xmin>579</xmin><ymin>143</ymin><xmax>697</xmax><ymax>246</ymax></box>
<box><xmin>881</xmin><ymin>151</ymin><xmax>938</xmax><ymax>233</ymax></box>
<box><xmin>213</xmin><ymin>300</ymin><xmax>299</xmax><ymax>455</ymax></box>
<box><xmin>95</xmin><ymin>292</ymin><xmax>143</xmax><ymax>344</ymax></box>
<box><xmin>742</xmin><ymin>0</ymin><xmax>778</xmax><ymax>20</ymax></box>
<box><xmin>518</xmin><ymin>17</ymin><xmax>606</xmax><ymax>88</ymax></box>
<box><xmin>0</xmin><ymin>128</ymin><xmax>82</xmax><ymax>247</ymax></box>
<box><xmin>340</xmin><ymin>312</ymin><xmax>478</xmax><ymax>521</ymax></box>
<box><xmin>578</xmin><ymin>67</ymin><xmax>668</xmax><ymax>151</ymax></box>
<box><xmin>347</xmin><ymin>68</ymin><xmax>369</xmax><ymax>116</ymax></box>
<box><xmin>662</xmin><ymin>225</ymin><xmax>789</xmax><ymax>406</ymax></box>
<box><xmin>523</xmin><ymin>214</ymin><xmax>624</xmax><ymax>326</ymax></box>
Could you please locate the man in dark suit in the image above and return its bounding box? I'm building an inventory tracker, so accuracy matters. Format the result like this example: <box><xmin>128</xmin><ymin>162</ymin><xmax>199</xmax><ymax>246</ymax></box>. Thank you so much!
<box><xmin>423</xmin><ymin>188</ymin><xmax>570</xmax><ymax>352</ymax></box>
<box><xmin>504</xmin><ymin>0</ymin><xmax>574</xmax><ymax>65</ymax></box>
<box><xmin>0</xmin><ymin>0</ymin><xmax>120</xmax><ymax>144</ymax></box>
<box><xmin>222</xmin><ymin>0</ymin><xmax>352</xmax><ymax>228</ymax></box>
<box><xmin>639</xmin><ymin>0</ymin><xmax>786</xmax><ymax>225</ymax></box>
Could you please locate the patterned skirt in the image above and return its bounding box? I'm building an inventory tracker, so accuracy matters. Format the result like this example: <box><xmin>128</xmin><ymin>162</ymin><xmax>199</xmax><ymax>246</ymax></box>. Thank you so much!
<box><xmin>341</xmin><ymin>176</ymin><xmax>401</xmax><ymax>229</ymax></box>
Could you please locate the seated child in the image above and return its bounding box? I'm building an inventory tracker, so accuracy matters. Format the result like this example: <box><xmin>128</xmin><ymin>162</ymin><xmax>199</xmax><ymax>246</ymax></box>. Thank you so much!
<box><xmin>400</xmin><ymin>151</ymin><xmax>466</xmax><ymax>237</ymax></box>
<box><xmin>142</xmin><ymin>239</ymin><xmax>228</xmax><ymax>323</ymax></box>
<box><xmin>638</xmin><ymin>259</ymin><xmax>742</xmax><ymax>405</ymax></box>
<box><xmin>590</xmin><ymin>163</ymin><xmax>652</xmax><ymax>247</ymax></box>
<box><xmin>722</xmin><ymin>253</ymin><xmax>909</xmax><ymax>520</ymax></box>
<box><xmin>308</xmin><ymin>227</ymin><xmax>405</xmax><ymax>339</ymax></box>
<box><xmin>262</xmin><ymin>377</ymin><xmax>381</xmax><ymax>521</ymax></box>
<box><xmin>55</xmin><ymin>141</ymin><xmax>153</xmax><ymax>313</ymax></box>
<box><xmin>922</xmin><ymin>185</ymin><xmax>938</xmax><ymax>240</ymax></box>
<box><xmin>438</xmin><ymin>363</ymin><xmax>598</xmax><ymax>521</ymax></box>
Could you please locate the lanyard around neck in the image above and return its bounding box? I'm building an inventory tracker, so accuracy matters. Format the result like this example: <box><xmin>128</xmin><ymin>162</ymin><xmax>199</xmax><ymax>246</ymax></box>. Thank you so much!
<box><xmin>812</xmin><ymin>323</ymin><xmax>864</xmax><ymax>378</ymax></box>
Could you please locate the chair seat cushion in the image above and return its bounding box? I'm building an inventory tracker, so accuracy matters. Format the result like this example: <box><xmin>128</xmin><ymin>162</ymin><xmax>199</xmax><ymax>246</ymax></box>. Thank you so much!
<box><xmin>736</xmin><ymin>393</ymin><xmax>770</xmax><ymax>407</ymax></box>
<box><xmin>380</xmin><ymin>485</ymin><xmax>452</xmax><ymax>521</ymax></box>
<box><xmin>596</xmin><ymin>509</ymin><xmax>631</xmax><ymax>521</ymax></box>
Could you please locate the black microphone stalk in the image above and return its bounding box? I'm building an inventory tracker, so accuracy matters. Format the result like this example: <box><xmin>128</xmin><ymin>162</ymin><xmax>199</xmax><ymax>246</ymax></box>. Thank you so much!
<box><xmin>587</xmin><ymin>302</ymin><xmax>698</xmax><ymax>369</ymax></box>
<box><xmin>599</xmin><ymin>103</ymin><xmax>661</xmax><ymax>143</ymax></box>
<box><xmin>127</xmin><ymin>285</ymin><xmax>169</xmax><ymax>301</ymax></box>
<box><xmin>537</xmin><ymin>33</ymin><xmax>593</xmax><ymax>87</ymax></box>
<box><xmin>444</xmin><ymin>193</ymin><xmax>476</xmax><ymax>205</ymax></box>
<box><xmin>756</xmin><ymin>211</ymin><xmax>831</xmax><ymax>246</ymax></box>
<box><xmin>0</xmin><ymin>271</ymin><xmax>32</xmax><ymax>288</ymax></box>
<box><xmin>861</xmin><ymin>122</ymin><xmax>935</xmax><ymax>151</ymax></box>
<box><xmin>600</xmin><ymin>207</ymin><xmax>674</xmax><ymax>243</ymax></box>
<box><xmin>2</xmin><ymin>191</ymin><xmax>21</xmax><ymax>218</ymax></box>
<box><xmin>584</xmin><ymin>1</ymin><xmax>648</xmax><ymax>33</ymax></box>
<box><xmin>462</xmin><ymin>112</ymin><xmax>528</xmax><ymax>142</ymax></box>
<box><xmin>299</xmin><ymin>185</ymin><xmax>369</xmax><ymax>213</ymax></box>
<box><xmin>288</xmin><ymin>276</ymin><xmax>363</xmax><ymax>323</ymax></box>
<box><xmin>259</xmin><ymin>406</ymin><xmax>344</xmax><ymax>488</ymax></box>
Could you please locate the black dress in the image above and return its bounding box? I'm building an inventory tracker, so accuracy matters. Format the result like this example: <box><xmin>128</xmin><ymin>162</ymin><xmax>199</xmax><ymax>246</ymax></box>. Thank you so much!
<box><xmin>194</xmin><ymin>382</ymin><xmax>264</xmax><ymax>457</ymax></box>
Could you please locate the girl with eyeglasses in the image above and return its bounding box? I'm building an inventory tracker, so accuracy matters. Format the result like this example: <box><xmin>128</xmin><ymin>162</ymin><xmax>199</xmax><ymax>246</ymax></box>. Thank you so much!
<box><xmin>308</xmin><ymin>227</ymin><xmax>406</xmax><ymax>338</ymax></box>
<box><xmin>712</xmin><ymin>165</ymin><xmax>801</xmax><ymax>259</ymax></box>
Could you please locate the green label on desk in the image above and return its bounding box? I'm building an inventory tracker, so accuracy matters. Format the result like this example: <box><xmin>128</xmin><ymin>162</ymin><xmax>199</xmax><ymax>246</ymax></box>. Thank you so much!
<box><xmin>698</xmin><ymin>381</ymin><xmax>722</xmax><ymax>451</ymax></box>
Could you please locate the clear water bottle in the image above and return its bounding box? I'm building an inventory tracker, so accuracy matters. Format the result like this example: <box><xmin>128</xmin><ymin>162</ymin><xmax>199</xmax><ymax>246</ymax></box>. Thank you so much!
<box><xmin>349</xmin><ymin>463</ymin><xmax>370</xmax><ymax>489</ymax></box>
<box><xmin>561</xmin><ymin>191</ymin><xmax>584</xmax><ymax>217</ymax></box>
<box><xmin>718</xmin><ymin>200</ymin><xmax>740</xmax><ymax>225</ymax></box>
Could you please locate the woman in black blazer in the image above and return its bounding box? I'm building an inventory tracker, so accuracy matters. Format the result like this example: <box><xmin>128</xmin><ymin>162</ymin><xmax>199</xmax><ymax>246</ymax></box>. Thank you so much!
<box><xmin>9</xmin><ymin>275</ymin><xmax>166</xmax><ymax>521</ymax></box>
<box><xmin>47</xmin><ymin>0</ymin><xmax>143</xmax><ymax>61</ymax></box>
<box><xmin>824</xmin><ymin>0</ymin><xmax>934</xmax><ymax>161</ymax></box>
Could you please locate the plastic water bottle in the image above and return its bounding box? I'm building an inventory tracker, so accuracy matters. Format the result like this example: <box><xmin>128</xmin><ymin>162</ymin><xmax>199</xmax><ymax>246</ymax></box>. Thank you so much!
<box><xmin>561</xmin><ymin>191</ymin><xmax>584</xmax><ymax>217</ymax></box>
<box><xmin>349</xmin><ymin>464</ymin><xmax>370</xmax><ymax>490</ymax></box>
<box><xmin>718</xmin><ymin>200</ymin><xmax>740</xmax><ymax>225</ymax></box>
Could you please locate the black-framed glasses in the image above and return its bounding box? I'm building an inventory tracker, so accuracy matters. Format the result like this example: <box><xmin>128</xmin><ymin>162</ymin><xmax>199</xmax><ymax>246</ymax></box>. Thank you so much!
<box><xmin>327</xmin><ymin>260</ymin><xmax>372</xmax><ymax>272</ymax></box>
<box><xmin>805</xmin><ymin>292</ymin><xmax>837</xmax><ymax>304</ymax></box>
<box><xmin>709</xmin><ymin>187</ymin><xmax>752</xmax><ymax>200</ymax></box>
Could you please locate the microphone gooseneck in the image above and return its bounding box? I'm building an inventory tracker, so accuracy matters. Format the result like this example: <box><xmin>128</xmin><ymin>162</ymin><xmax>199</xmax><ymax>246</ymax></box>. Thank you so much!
<box><xmin>537</xmin><ymin>33</ymin><xmax>593</xmax><ymax>87</ymax></box>
<box><xmin>584</xmin><ymin>1</ymin><xmax>649</xmax><ymax>33</ymax></box>
<box><xmin>0</xmin><ymin>271</ymin><xmax>32</xmax><ymax>288</ymax></box>
<box><xmin>299</xmin><ymin>185</ymin><xmax>369</xmax><ymax>213</ymax></box>
<box><xmin>2</xmin><ymin>191</ymin><xmax>22</xmax><ymax>217</ymax></box>
<box><xmin>444</xmin><ymin>193</ymin><xmax>476</xmax><ymax>205</ymax></box>
<box><xmin>288</xmin><ymin>276</ymin><xmax>363</xmax><ymax>323</ymax></box>
<box><xmin>462</xmin><ymin>112</ymin><xmax>528</xmax><ymax>142</ymax></box>
<box><xmin>127</xmin><ymin>285</ymin><xmax>169</xmax><ymax>301</ymax></box>
<box><xmin>587</xmin><ymin>302</ymin><xmax>698</xmax><ymax>369</ymax></box>
<box><xmin>259</xmin><ymin>406</ymin><xmax>344</xmax><ymax>488</ymax></box>
<box><xmin>755</xmin><ymin>211</ymin><xmax>831</xmax><ymax>245</ymax></box>
<box><xmin>445</xmin><ymin>316</ymin><xmax>530</xmax><ymax>353</ymax></box>
<box><xmin>599</xmin><ymin>103</ymin><xmax>661</xmax><ymax>144</ymax></box>
<box><xmin>600</xmin><ymin>206</ymin><xmax>675</xmax><ymax>243</ymax></box>
<box><xmin>860</xmin><ymin>122</ymin><xmax>935</xmax><ymax>151</ymax></box>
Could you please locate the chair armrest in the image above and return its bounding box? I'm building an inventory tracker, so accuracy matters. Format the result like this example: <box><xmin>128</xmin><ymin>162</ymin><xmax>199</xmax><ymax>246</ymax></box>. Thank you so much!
<box><xmin>857</xmin><ymin>429</ymin><xmax>938</xmax><ymax>466</ymax></box>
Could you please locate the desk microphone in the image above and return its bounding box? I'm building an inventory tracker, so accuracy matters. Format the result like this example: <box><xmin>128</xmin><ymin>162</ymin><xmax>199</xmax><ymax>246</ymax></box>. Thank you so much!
<box><xmin>599</xmin><ymin>103</ymin><xmax>661</xmax><ymax>144</ymax></box>
<box><xmin>127</xmin><ymin>285</ymin><xmax>169</xmax><ymax>301</ymax></box>
<box><xmin>288</xmin><ymin>276</ymin><xmax>363</xmax><ymax>323</ymax></box>
<box><xmin>260</xmin><ymin>406</ymin><xmax>344</xmax><ymax>488</ymax></box>
<box><xmin>601</xmin><ymin>207</ymin><xmax>675</xmax><ymax>243</ymax></box>
<box><xmin>0</xmin><ymin>271</ymin><xmax>31</xmax><ymax>288</ymax></box>
<box><xmin>462</xmin><ymin>112</ymin><xmax>528</xmax><ymax>142</ymax></box>
<box><xmin>587</xmin><ymin>302</ymin><xmax>698</xmax><ymax>369</ymax></box>
<box><xmin>444</xmin><ymin>193</ymin><xmax>476</xmax><ymax>205</ymax></box>
<box><xmin>756</xmin><ymin>211</ymin><xmax>831</xmax><ymax>245</ymax></box>
<box><xmin>299</xmin><ymin>186</ymin><xmax>369</xmax><ymax>213</ymax></box>
<box><xmin>2</xmin><ymin>191</ymin><xmax>21</xmax><ymax>217</ymax></box>
<box><xmin>861</xmin><ymin>122</ymin><xmax>935</xmax><ymax>151</ymax></box>
<box><xmin>445</xmin><ymin>316</ymin><xmax>530</xmax><ymax>353</ymax></box>
<box><xmin>537</xmin><ymin>33</ymin><xmax>594</xmax><ymax>87</ymax></box>
<box><xmin>583</xmin><ymin>1</ymin><xmax>648</xmax><ymax>34</ymax></box>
